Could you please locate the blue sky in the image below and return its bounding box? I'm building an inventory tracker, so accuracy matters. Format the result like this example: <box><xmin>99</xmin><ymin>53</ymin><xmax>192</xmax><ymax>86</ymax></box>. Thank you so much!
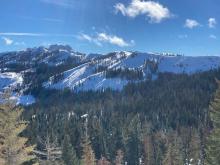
<box><xmin>0</xmin><ymin>0</ymin><xmax>219</xmax><ymax>56</ymax></box>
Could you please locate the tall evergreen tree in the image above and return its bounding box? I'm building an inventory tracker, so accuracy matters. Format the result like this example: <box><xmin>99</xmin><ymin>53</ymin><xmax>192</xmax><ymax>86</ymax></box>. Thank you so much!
<box><xmin>143</xmin><ymin>135</ymin><xmax>154</xmax><ymax>165</ymax></box>
<box><xmin>125</xmin><ymin>132</ymin><xmax>140</xmax><ymax>165</ymax></box>
<box><xmin>163</xmin><ymin>131</ymin><xmax>183</xmax><ymax>165</ymax></box>
<box><xmin>62</xmin><ymin>134</ymin><xmax>79</xmax><ymax>165</ymax></box>
<box><xmin>188</xmin><ymin>129</ymin><xmax>200</xmax><ymax>165</ymax></box>
<box><xmin>205</xmin><ymin>80</ymin><xmax>220</xmax><ymax>165</ymax></box>
<box><xmin>82</xmin><ymin>136</ymin><xmax>96</xmax><ymax>165</ymax></box>
<box><xmin>0</xmin><ymin>95</ymin><xmax>36</xmax><ymax>165</ymax></box>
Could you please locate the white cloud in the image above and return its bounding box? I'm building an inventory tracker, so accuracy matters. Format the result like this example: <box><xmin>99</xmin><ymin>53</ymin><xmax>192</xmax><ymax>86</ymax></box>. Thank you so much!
<box><xmin>78</xmin><ymin>33</ymin><xmax>102</xmax><ymax>46</ymax></box>
<box><xmin>114</xmin><ymin>0</ymin><xmax>172</xmax><ymax>23</ymax></box>
<box><xmin>97</xmin><ymin>33</ymin><xmax>131</xmax><ymax>47</ymax></box>
<box><xmin>0</xmin><ymin>32</ymin><xmax>45</xmax><ymax>36</ymax></box>
<box><xmin>78</xmin><ymin>32</ymin><xmax>134</xmax><ymax>47</ymax></box>
<box><xmin>78</xmin><ymin>34</ymin><xmax>92</xmax><ymax>42</ymax></box>
<box><xmin>0</xmin><ymin>32</ymin><xmax>75</xmax><ymax>38</ymax></box>
<box><xmin>20</xmin><ymin>16</ymin><xmax>64</xmax><ymax>23</ymax></box>
<box><xmin>209</xmin><ymin>34</ymin><xmax>217</xmax><ymax>39</ymax></box>
<box><xmin>208</xmin><ymin>18</ymin><xmax>217</xmax><ymax>28</ymax></box>
<box><xmin>2</xmin><ymin>37</ymin><xmax>13</xmax><ymax>45</ymax></box>
<box><xmin>184</xmin><ymin>19</ymin><xmax>200</xmax><ymax>29</ymax></box>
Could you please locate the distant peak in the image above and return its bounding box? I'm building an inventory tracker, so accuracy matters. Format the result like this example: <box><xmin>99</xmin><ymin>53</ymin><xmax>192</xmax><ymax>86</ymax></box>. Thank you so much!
<box><xmin>48</xmin><ymin>44</ymin><xmax>72</xmax><ymax>52</ymax></box>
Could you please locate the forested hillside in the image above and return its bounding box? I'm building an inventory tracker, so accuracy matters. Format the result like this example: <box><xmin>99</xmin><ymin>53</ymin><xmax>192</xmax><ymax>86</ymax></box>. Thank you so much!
<box><xmin>0</xmin><ymin>46</ymin><xmax>220</xmax><ymax>164</ymax></box>
<box><xmin>0</xmin><ymin>46</ymin><xmax>219</xmax><ymax>164</ymax></box>
<box><xmin>19</xmin><ymin>68</ymin><xmax>220</xmax><ymax>164</ymax></box>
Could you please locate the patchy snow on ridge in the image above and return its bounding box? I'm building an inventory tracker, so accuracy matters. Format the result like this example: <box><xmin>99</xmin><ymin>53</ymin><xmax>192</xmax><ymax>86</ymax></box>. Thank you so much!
<box><xmin>0</xmin><ymin>72</ymin><xmax>36</xmax><ymax>106</ymax></box>
<box><xmin>76</xmin><ymin>73</ymin><xmax>129</xmax><ymax>91</ymax></box>
<box><xmin>0</xmin><ymin>92</ymin><xmax>36</xmax><ymax>106</ymax></box>
<box><xmin>158</xmin><ymin>56</ymin><xmax>220</xmax><ymax>73</ymax></box>
<box><xmin>44</xmin><ymin>52</ymin><xmax>220</xmax><ymax>91</ymax></box>
<box><xmin>44</xmin><ymin>52</ymin><xmax>133</xmax><ymax>91</ymax></box>
<box><xmin>0</xmin><ymin>72</ymin><xmax>23</xmax><ymax>90</ymax></box>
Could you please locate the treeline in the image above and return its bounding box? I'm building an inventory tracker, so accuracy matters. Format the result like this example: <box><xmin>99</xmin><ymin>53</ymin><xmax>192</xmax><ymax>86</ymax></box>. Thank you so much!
<box><xmin>93</xmin><ymin>65</ymin><xmax>144</xmax><ymax>81</ymax></box>
<box><xmin>105</xmin><ymin>68</ymin><xmax>143</xmax><ymax>80</ymax></box>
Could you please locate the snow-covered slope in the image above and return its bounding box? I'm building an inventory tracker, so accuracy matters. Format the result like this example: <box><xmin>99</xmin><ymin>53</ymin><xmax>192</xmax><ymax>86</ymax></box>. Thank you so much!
<box><xmin>0</xmin><ymin>72</ymin><xmax>23</xmax><ymax>90</ymax></box>
<box><xmin>0</xmin><ymin>44</ymin><xmax>85</xmax><ymax>68</ymax></box>
<box><xmin>44</xmin><ymin>52</ymin><xmax>220</xmax><ymax>91</ymax></box>
<box><xmin>0</xmin><ymin>46</ymin><xmax>220</xmax><ymax>93</ymax></box>
<box><xmin>0</xmin><ymin>72</ymin><xmax>36</xmax><ymax>106</ymax></box>
<box><xmin>158</xmin><ymin>55</ymin><xmax>220</xmax><ymax>73</ymax></box>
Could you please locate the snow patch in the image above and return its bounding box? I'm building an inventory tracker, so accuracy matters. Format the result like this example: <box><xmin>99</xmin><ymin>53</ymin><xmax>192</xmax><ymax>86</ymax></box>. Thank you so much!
<box><xmin>0</xmin><ymin>72</ymin><xmax>23</xmax><ymax>90</ymax></box>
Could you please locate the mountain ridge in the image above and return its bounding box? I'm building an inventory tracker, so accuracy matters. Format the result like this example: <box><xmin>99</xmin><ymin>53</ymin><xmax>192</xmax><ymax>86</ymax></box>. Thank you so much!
<box><xmin>0</xmin><ymin>45</ymin><xmax>220</xmax><ymax>105</ymax></box>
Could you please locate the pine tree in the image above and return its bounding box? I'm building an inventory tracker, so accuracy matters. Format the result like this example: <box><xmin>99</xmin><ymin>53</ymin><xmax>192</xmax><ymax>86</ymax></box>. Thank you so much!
<box><xmin>125</xmin><ymin>132</ymin><xmax>140</xmax><ymax>165</ymax></box>
<box><xmin>143</xmin><ymin>135</ymin><xmax>154</xmax><ymax>165</ymax></box>
<box><xmin>188</xmin><ymin>129</ymin><xmax>200</xmax><ymax>165</ymax></box>
<box><xmin>81</xmin><ymin>136</ymin><xmax>96</xmax><ymax>165</ymax></box>
<box><xmin>62</xmin><ymin>134</ymin><xmax>79</xmax><ymax>165</ymax></box>
<box><xmin>205</xmin><ymin>80</ymin><xmax>220</xmax><ymax>165</ymax></box>
<box><xmin>125</xmin><ymin>115</ymin><xmax>142</xmax><ymax>165</ymax></box>
<box><xmin>163</xmin><ymin>131</ymin><xmax>183</xmax><ymax>165</ymax></box>
<box><xmin>0</xmin><ymin>95</ymin><xmax>36</xmax><ymax>165</ymax></box>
